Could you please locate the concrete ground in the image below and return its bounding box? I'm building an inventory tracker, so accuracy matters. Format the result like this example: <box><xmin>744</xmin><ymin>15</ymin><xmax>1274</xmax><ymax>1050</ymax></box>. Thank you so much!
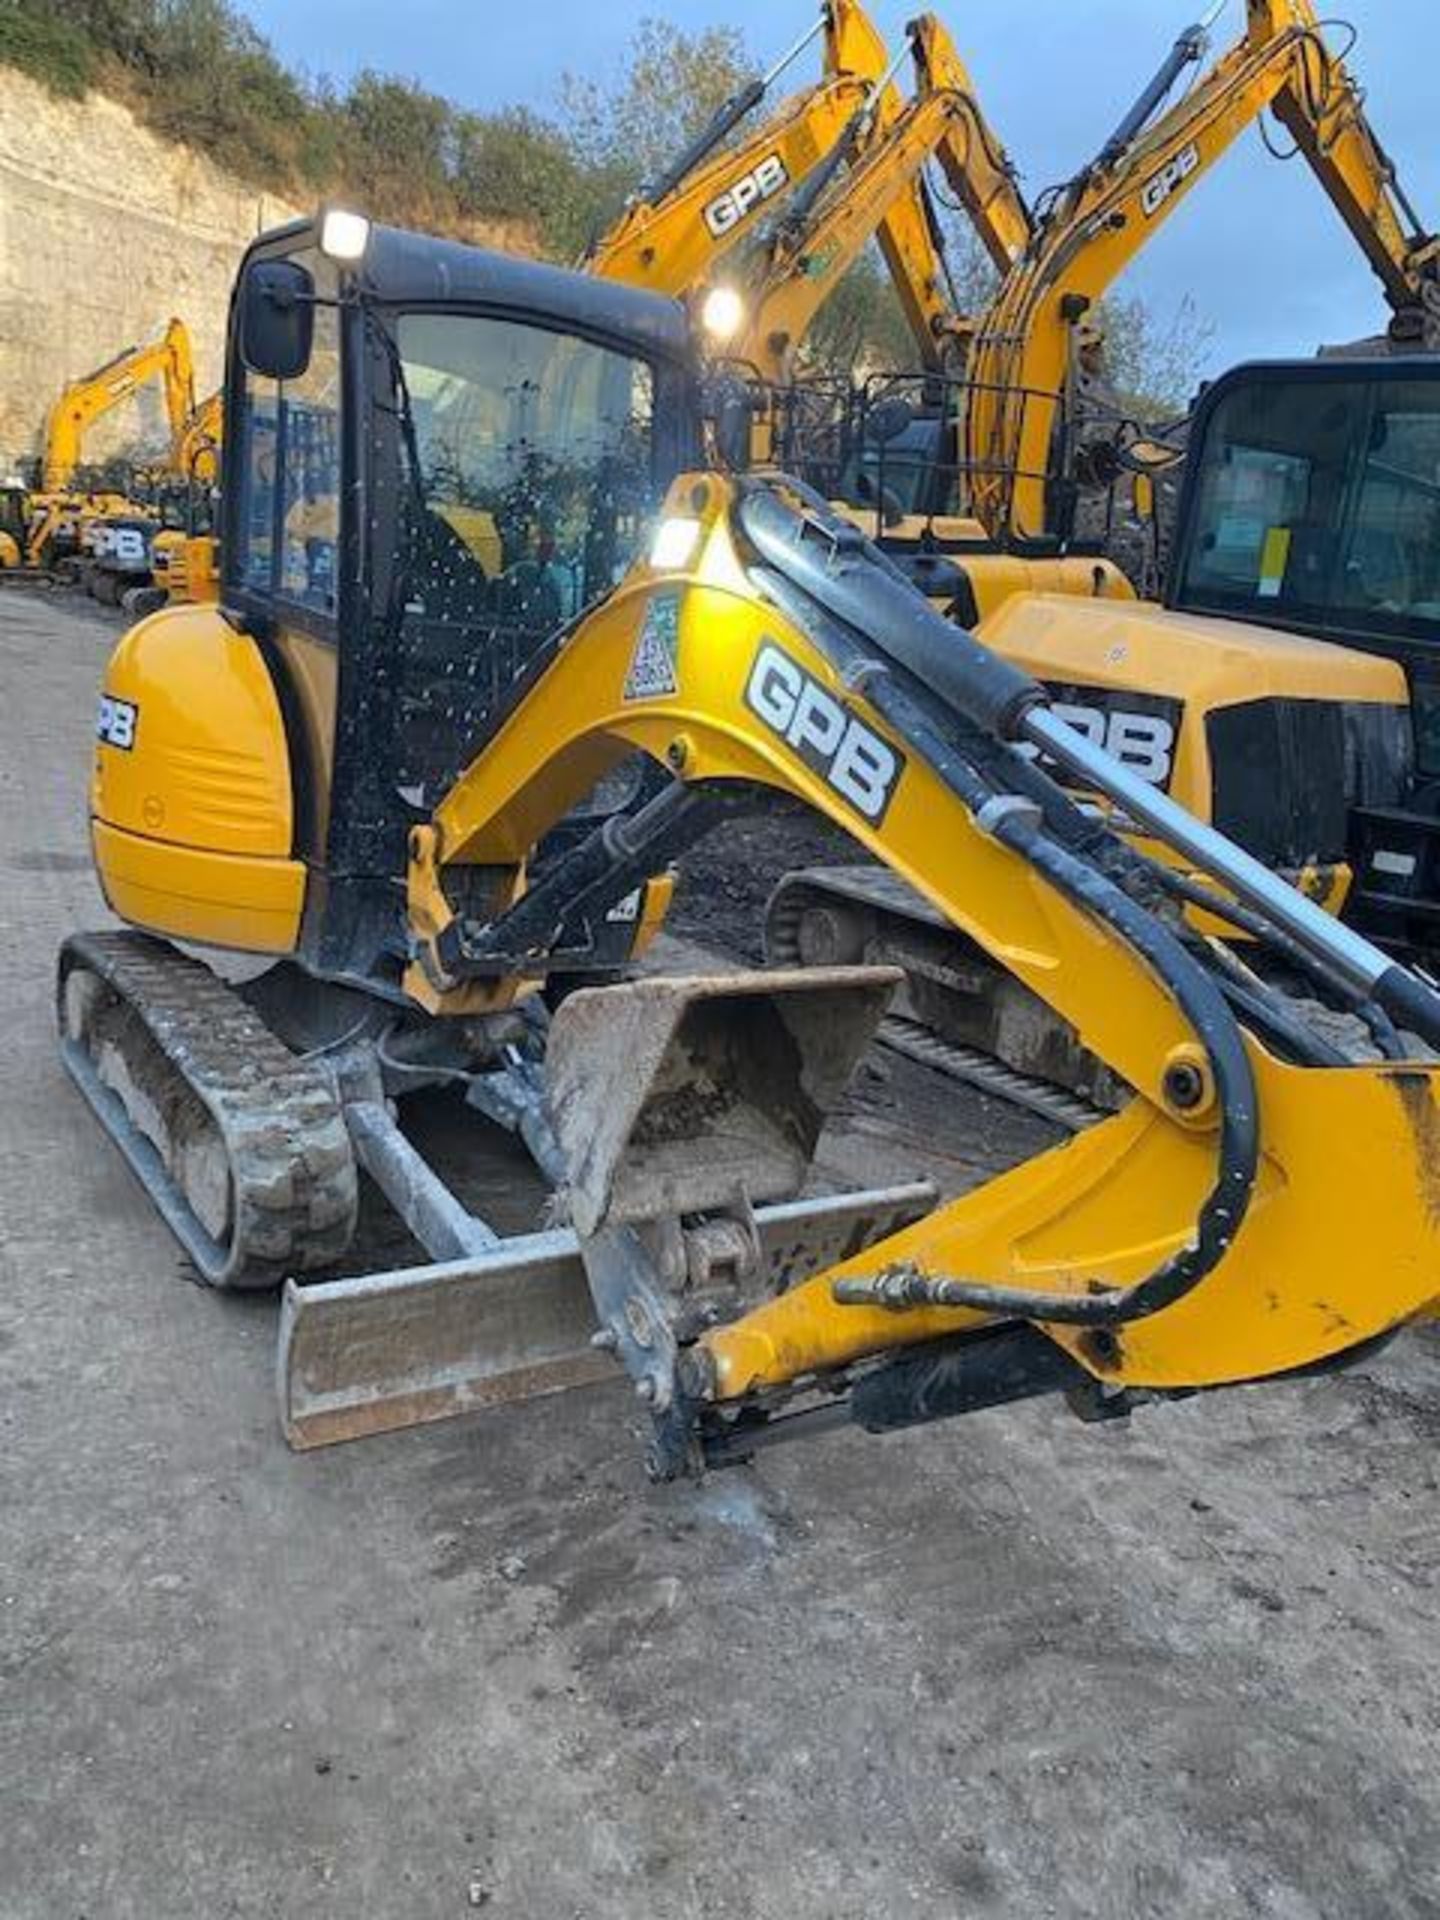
<box><xmin>2</xmin><ymin>586</ymin><xmax>1438</xmax><ymax>1920</ymax></box>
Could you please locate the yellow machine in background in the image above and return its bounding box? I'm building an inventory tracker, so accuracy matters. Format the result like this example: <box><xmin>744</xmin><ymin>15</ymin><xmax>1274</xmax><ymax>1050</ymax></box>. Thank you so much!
<box><xmin>39</xmin><ymin>316</ymin><xmax>197</xmax><ymax>494</ymax></box>
<box><xmin>655</xmin><ymin>8</ymin><xmax>1135</xmax><ymax>616</ymax></box>
<box><xmin>0</xmin><ymin>475</ymin><xmax>28</xmax><ymax>570</ymax></box>
<box><xmin>771</xmin><ymin>0</ymin><xmax>1440</xmax><ymax>1048</ymax></box>
<box><xmin>59</xmin><ymin>214</ymin><xmax>1440</xmax><ymax>1478</ymax></box>
<box><xmin>142</xmin><ymin>389</ymin><xmax>224</xmax><ymax>609</ymax></box>
<box><xmin>721</xmin><ymin>11</ymin><xmax>1029</xmax><ymax>385</ymax></box>
<box><xmin>176</xmin><ymin>389</ymin><xmax>222</xmax><ymax>489</ymax></box>
<box><xmin>965</xmin><ymin>0</ymin><xmax>1440</xmax><ymax>545</ymax></box>
<box><xmin>587</xmin><ymin>0</ymin><xmax>978</xmax><ymax>363</ymax></box>
<box><xmin>5</xmin><ymin>318</ymin><xmax>203</xmax><ymax>576</ymax></box>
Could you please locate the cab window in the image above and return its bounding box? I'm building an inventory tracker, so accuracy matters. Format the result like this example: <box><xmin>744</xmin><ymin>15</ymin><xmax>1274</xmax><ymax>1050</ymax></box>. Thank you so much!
<box><xmin>396</xmin><ymin>310</ymin><xmax>655</xmax><ymax>626</ymax></box>
<box><xmin>236</xmin><ymin>250</ymin><xmax>341</xmax><ymax>616</ymax></box>
<box><xmin>1176</xmin><ymin>373</ymin><xmax>1440</xmax><ymax>646</ymax></box>
<box><xmin>388</xmin><ymin>311</ymin><xmax>658</xmax><ymax>803</ymax></box>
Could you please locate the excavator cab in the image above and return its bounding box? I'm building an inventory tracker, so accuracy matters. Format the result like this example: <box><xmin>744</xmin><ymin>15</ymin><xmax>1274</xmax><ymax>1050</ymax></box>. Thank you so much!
<box><xmin>1168</xmin><ymin>355</ymin><xmax>1440</xmax><ymax>952</ymax></box>
<box><xmin>92</xmin><ymin>214</ymin><xmax>702</xmax><ymax>987</ymax></box>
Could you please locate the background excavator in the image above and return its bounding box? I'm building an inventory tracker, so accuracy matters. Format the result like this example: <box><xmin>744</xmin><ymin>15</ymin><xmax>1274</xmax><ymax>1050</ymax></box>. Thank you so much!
<box><xmin>1</xmin><ymin>317</ymin><xmax>207</xmax><ymax>583</ymax></box>
<box><xmin>585</xmin><ymin>0</ymin><xmax>1012</xmax><ymax>376</ymax></box>
<box><xmin>679</xmin><ymin>9</ymin><xmax>1136</xmax><ymax>619</ymax></box>
<box><xmin>767</xmin><ymin>0</ymin><xmax>1440</xmax><ymax>1108</ymax></box>
<box><xmin>58</xmin><ymin>211</ymin><xmax>1440</xmax><ymax>1479</ymax></box>
<box><xmin>114</xmin><ymin>388</ymin><xmax>226</xmax><ymax>613</ymax></box>
<box><xmin>718</xmin><ymin>10</ymin><xmax>1030</xmax><ymax>386</ymax></box>
<box><xmin>964</xmin><ymin>0</ymin><xmax>1440</xmax><ymax>546</ymax></box>
<box><xmin>24</xmin><ymin>317</ymin><xmax>198</xmax><ymax>576</ymax></box>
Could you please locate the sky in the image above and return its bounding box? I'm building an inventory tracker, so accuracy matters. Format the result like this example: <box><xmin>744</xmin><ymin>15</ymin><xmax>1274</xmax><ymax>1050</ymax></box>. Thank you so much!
<box><xmin>235</xmin><ymin>0</ymin><xmax>1439</xmax><ymax>376</ymax></box>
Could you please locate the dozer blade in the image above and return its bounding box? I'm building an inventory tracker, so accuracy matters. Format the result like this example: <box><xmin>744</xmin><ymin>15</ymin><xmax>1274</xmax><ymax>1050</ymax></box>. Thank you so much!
<box><xmin>546</xmin><ymin>966</ymin><xmax>902</xmax><ymax>1236</ymax></box>
<box><xmin>278</xmin><ymin>1183</ymin><xmax>934</xmax><ymax>1449</ymax></box>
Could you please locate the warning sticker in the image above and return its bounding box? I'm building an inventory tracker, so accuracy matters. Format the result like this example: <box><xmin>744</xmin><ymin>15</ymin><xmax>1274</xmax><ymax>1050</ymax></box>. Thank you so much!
<box><xmin>623</xmin><ymin>592</ymin><xmax>681</xmax><ymax>700</ymax></box>
<box><xmin>1257</xmin><ymin>525</ymin><xmax>1292</xmax><ymax>600</ymax></box>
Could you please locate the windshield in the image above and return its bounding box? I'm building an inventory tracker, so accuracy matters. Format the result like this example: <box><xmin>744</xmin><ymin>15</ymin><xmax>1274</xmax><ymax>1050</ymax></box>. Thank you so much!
<box><xmin>395</xmin><ymin>311</ymin><xmax>656</xmax><ymax>627</ymax></box>
<box><xmin>1175</xmin><ymin>372</ymin><xmax>1440</xmax><ymax>651</ymax></box>
<box><xmin>385</xmin><ymin>310</ymin><xmax>659</xmax><ymax>804</ymax></box>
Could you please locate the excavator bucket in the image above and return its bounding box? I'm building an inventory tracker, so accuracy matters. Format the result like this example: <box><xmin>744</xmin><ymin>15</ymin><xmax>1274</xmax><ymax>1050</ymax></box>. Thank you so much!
<box><xmin>545</xmin><ymin>967</ymin><xmax>902</xmax><ymax>1235</ymax></box>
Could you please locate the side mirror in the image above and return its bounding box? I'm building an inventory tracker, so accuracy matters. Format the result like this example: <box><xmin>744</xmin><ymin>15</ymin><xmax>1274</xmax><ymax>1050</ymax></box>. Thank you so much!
<box><xmin>864</xmin><ymin>395</ymin><xmax>915</xmax><ymax>447</ymax></box>
<box><xmin>240</xmin><ymin>259</ymin><xmax>315</xmax><ymax>382</ymax></box>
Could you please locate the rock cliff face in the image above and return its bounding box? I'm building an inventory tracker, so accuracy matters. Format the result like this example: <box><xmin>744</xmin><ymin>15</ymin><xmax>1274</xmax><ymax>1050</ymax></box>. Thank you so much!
<box><xmin>0</xmin><ymin>64</ymin><xmax>299</xmax><ymax>468</ymax></box>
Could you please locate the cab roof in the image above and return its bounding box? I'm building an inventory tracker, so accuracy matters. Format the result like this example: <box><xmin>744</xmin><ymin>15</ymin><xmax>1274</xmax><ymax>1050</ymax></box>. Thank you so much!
<box><xmin>245</xmin><ymin>215</ymin><xmax>694</xmax><ymax>366</ymax></box>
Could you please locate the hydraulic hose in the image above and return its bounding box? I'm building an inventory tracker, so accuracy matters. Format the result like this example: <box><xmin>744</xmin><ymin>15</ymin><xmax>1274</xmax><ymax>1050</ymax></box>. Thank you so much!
<box><xmin>1094</xmin><ymin>3</ymin><xmax>1226</xmax><ymax>172</ymax></box>
<box><xmin>636</xmin><ymin>11</ymin><xmax>829</xmax><ymax>211</ymax></box>
<box><xmin>858</xmin><ymin>671</ymin><xmax>1259</xmax><ymax>1328</ymax></box>
<box><xmin>741</xmin><ymin>487</ymin><xmax>1259</xmax><ymax>1327</ymax></box>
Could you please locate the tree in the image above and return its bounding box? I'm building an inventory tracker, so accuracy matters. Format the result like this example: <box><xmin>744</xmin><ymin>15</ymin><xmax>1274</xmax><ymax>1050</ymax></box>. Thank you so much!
<box><xmin>342</xmin><ymin>72</ymin><xmax>455</xmax><ymax>222</ymax></box>
<box><xmin>1095</xmin><ymin>291</ymin><xmax>1215</xmax><ymax>418</ymax></box>
<box><xmin>558</xmin><ymin>18</ymin><xmax>752</xmax><ymax>194</ymax></box>
<box><xmin>455</xmin><ymin>107</ymin><xmax>593</xmax><ymax>257</ymax></box>
<box><xmin>800</xmin><ymin>255</ymin><xmax>914</xmax><ymax>377</ymax></box>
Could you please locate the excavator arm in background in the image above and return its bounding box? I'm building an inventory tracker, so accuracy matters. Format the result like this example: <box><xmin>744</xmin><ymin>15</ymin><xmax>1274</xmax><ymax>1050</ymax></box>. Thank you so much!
<box><xmin>40</xmin><ymin>317</ymin><xmax>198</xmax><ymax>493</ymax></box>
<box><xmin>590</xmin><ymin>3</ymin><xmax>1028</xmax><ymax>382</ymax></box>
<box><xmin>909</xmin><ymin>12</ymin><xmax>1030</xmax><ymax>277</ymax></box>
<box><xmin>587</xmin><ymin>0</ymin><xmax>932</xmax><ymax>309</ymax></box>
<box><xmin>733</xmin><ymin>15</ymin><xmax>1032</xmax><ymax>384</ymax></box>
<box><xmin>177</xmin><ymin>389</ymin><xmax>223</xmax><ymax>488</ymax></box>
<box><xmin>869</xmin><ymin>13</ymin><xmax>1032</xmax><ymax>371</ymax></box>
<box><xmin>965</xmin><ymin>0</ymin><xmax>1440</xmax><ymax>543</ymax></box>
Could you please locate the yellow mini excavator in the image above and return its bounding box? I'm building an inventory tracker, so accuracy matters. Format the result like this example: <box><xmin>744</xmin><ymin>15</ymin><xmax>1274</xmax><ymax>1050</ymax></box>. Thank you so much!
<box><xmin>59</xmin><ymin>211</ymin><xmax>1440</xmax><ymax>1477</ymax></box>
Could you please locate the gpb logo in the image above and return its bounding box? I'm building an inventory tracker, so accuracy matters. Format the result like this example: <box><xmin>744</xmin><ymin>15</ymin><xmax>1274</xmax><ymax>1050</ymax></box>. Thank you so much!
<box><xmin>703</xmin><ymin>153</ymin><xmax>789</xmax><ymax>237</ymax></box>
<box><xmin>96</xmin><ymin>694</ymin><xmax>138</xmax><ymax>751</ymax></box>
<box><xmin>1141</xmin><ymin>142</ymin><xmax>1200</xmax><ymax>218</ymax></box>
<box><xmin>1021</xmin><ymin>702</ymin><xmax>1176</xmax><ymax>787</ymax></box>
<box><xmin>745</xmin><ymin>642</ymin><xmax>902</xmax><ymax>822</ymax></box>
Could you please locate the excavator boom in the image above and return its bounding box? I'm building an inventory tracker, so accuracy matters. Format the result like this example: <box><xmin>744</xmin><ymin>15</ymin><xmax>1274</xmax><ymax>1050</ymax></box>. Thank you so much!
<box><xmin>966</xmin><ymin>0</ymin><xmax>1440</xmax><ymax>541</ymax></box>
<box><xmin>587</xmin><ymin>0</ymin><xmax>961</xmax><ymax>348</ymax></box>
<box><xmin>734</xmin><ymin>15</ymin><xmax>1032</xmax><ymax>382</ymax></box>
<box><xmin>591</xmin><ymin>5</ymin><xmax>1030</xmax><ymax>383</ymax></box>
<box><xmin>41</xmin><ymin>317</ymin><xmax>198</xmax><ymax>492</ymax></box>
<box><xmin>910</xmin><ymin>12</ymin><xmax>1029</xmax><ymax>277</ymax></box>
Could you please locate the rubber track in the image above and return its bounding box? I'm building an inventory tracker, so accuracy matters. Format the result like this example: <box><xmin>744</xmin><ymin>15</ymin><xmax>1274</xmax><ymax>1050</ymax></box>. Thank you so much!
<box><xmin>769</xmin><ymin>877</ymin><xmax>1398</xmax><ymax>1108</ymax></box>
<box><xmin>878</xmin><ymin>1014</ymin><xmax>1101</xmax><ymax>1132</ymax></box>
<box><xmin>767</xmin><ymin>873</ymin><xmax>1099</xmax><ymax>1130</ymax></box>
<box><xmin>58</xmin><ymin>930</ymin><xmax>358</xmax><ymax>1289</ymax></box>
